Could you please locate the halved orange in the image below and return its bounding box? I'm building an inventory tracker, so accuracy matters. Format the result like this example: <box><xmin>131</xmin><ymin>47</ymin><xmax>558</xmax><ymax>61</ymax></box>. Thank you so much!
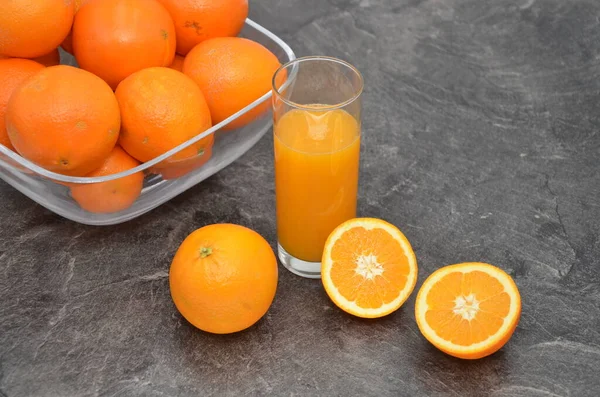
<box><xmin>321</xmin><ymin>218</ymin><xmax>418</xmax><ymax>318</ymax></box>
<box><xmin>415</xmin><ymin>262</ymin><xmax>521</xmax><ymax>359</ymax></box>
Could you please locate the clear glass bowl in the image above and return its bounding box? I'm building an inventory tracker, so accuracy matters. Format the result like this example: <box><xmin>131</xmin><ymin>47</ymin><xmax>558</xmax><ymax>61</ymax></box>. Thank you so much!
<box><xmin>0</xmin><ymin>19</ymin><xmax>296</xmax><ymax>225</ymax></box>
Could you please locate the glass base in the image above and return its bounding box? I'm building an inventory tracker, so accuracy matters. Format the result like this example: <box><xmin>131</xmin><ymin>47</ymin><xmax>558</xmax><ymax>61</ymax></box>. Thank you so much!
<box><xmin>278</xmin><ymin>242</ymin><xmax>322</xmax><ymax>279</ymax></box>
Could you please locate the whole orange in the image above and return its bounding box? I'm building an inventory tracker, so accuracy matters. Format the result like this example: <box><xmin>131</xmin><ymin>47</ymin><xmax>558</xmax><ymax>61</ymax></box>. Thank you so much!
<box><xmin>152</xmin><ymin>144</ymin><xmax>213</xmax><ymax>180</ymax></box>
<box><xmin>60</xmin><ymin>33</ymin><xmax>75</xmax><ymax>55</ymax></box>
<box><xmin>157</xmin><ymin>0</ymin><xmax>248</xmax><ymax>56</ymax></box>
<box><xmin>33</xmin><ymin>48</ymin><xmax>61</xmax><ymax>67</ymax></box>
<box><xmin>0</xmin><ymin>0</ymin><xmax>74</xmax><ymax>58</ymax></box>
<box><xmin>116</xmin><ymin>67</ymin><xmax>212</xmax><ymax>165</ymax></box>
<box><xmin>169</xmin><ymin>224</ymin><xmax>278</xmax><ymax>334</ymax></box>
<box><xmin>183</xmin><ymin>37</ymin><xmax>281</xmax><ymax>129</ymax></box>
<box><xmin>0</xmin><ymin>48</ymin><xmax>60</xmax><ymax>66</ymax></box>
<box><xmin>168</xmin><ymin>55</ymin><xmax>185</xmax><ymax>72</ymax></box>
<box><xmin>70</xmin><ymin>146</ymin><xmax>144</xmax><ymax>213</ymax></box>
<box><xmin>73</xmin><ymin>0</ymin><xmax>176</xmax><ymax>89</ymax></box>
<box><xmin>0</xmin><ymin>59</ymin><xmax>45</xmax><ymax>151</ymax></box>
<box><xmin>60</xmin><ymin>0</ymin><xmax>89</xmax><ymax>55</ymax></box>
<box><xmin>6</xmin><ymin>65</ymin><xmax>121</xmax><ymax>176</ymax></box>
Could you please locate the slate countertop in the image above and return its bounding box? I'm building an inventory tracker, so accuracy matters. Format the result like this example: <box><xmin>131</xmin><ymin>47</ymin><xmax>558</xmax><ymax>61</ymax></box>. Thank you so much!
<box><xmin>1</xmin><ymin>0</ymin><xmax>600</xmax><ymax>396</ymax></box>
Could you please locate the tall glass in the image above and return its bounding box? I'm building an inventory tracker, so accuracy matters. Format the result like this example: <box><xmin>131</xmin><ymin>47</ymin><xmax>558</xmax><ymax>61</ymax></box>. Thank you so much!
<box><xmin>272</xmin><ymin>56</ymin><xmax>363</xmax><ymax>278</ymax></box>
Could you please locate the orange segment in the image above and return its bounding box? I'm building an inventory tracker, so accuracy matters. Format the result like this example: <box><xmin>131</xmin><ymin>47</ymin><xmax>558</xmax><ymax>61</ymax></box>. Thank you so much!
<box><xmin>415</xmin><ymin>262</ymin><xmax>521</xmax><ymax>359</ymax></box>
<box><xmin>321</xmin><ymin>218</ymin><xmax>418</xmax><ymax>318</ymax></box>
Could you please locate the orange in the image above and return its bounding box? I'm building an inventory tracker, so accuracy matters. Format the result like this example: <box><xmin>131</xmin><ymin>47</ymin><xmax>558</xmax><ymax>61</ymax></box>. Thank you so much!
<box><xmin>60</xmin><ymin>33</ymin><xmax>75</xmax><ymax>55</ymax></box>
<box><xmin>73</xmin><ymin>0</ymin><xmax>176</xmax><ymax>89</ymax></box>
<box><xmin>168</xmin><ymin>54</ymin><xmax>185</xmax><ymax>72</ymax></box>
<box><xmin>157</xmin><ymin>0</ymin><xmax>248</xmax><ymax>56</ymax></box>
<box><xmin>321</xmin><ymin>218</ymin><xmax>418</xmax><ymax>318</ymax></box>
<box><xmin>116</xmin><ymin>67</ymin><xmax>212</xmax><ymax>165</ymax></box>
<box><xmin>70</xmin><ymin>146</ymin><xmax>144</xmax><ymax>213</ymax></box>
<box><xmin>152</xmin><ymin>144</ymin><xmax>213</xmax><ymax>180</ymax></box>
<box><xmin>0</xmin><ymin>48</ymin><xmax>60</xmax><ymax>66</ymax></box>
<box><xmin>415</xmin><ymin>262</ymin><xmax>521</xmax><ymax>359</ymax></box>
<box><xmin>183</xmin><ymin>37</ymin><xmax>281</xmax><ymax>129</ymax></box>
<box><xmin>0</xmin><ymin>59</ymin><xmax>45</xmax><ymax>151</ymax></box>
<box><xmin>0</xmin><ymin>0</ymin><xmax>74</xmax><ymax>58</ymax></box>
<box><xmin>32</xmin><ymin>48</ymin><xmax>61</xmax><ymax>67</ymax></box>
<box><xmin>6</xmin><ymin>65</ymin><xmax>120</xmax><ymax>176</ymax></box>
<box><xmin>169</xmin><ymin>224</ymin><xmax>278</xmax><ymax>334</ymax></box>
<box><xmin>60</xmin><ymin>0</ymin><xmax>89</xmax><ymax>55</ymax></box>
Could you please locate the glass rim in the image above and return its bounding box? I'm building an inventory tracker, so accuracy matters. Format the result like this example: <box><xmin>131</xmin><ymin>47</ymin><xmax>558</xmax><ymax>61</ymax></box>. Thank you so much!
<box><xmin>271</xmin><ymin>55</ymin><xmax>364</xmax><ymax>111</ymax></box>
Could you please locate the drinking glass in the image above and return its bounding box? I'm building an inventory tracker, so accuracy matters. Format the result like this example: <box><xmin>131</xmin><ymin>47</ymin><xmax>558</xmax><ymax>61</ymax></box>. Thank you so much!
<box><xmin>272</xmin><ymin>56</ymin><xmax>363</xmax><ymax>278</ymax></box>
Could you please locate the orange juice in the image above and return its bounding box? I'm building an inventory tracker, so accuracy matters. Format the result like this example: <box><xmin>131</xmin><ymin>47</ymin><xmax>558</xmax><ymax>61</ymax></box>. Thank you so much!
<box><xmin>274</xmin><ymin>107</ymin><xmax>360</xmax><ymax>262</ymax></box>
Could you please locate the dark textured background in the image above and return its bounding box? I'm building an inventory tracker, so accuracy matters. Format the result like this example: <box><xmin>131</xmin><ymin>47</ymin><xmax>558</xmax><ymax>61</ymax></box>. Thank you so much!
<box><xmin>2</xmin><ymin>0</ymin><xmax>600</xmax><ymax>395</ymax></box>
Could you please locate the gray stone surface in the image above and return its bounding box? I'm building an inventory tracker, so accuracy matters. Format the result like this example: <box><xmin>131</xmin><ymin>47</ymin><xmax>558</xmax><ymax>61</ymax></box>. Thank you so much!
<box><xmin>1</xmin><ymin>0</ymin><xmax>600</xmax><ymax>395</ymax></box>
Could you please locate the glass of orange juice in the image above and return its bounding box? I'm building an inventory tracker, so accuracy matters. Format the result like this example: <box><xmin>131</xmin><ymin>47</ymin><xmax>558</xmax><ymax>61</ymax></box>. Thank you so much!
<box><xmin>271</xmin><ymin>56</ymin><xmax>363</xmax><ymax>278</ymax></box>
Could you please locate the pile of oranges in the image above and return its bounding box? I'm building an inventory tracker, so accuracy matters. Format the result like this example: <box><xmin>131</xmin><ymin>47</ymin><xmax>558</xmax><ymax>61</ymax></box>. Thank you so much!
<box><xmin>0</xmin><ymin>0</ymin><xmax>282</xmax><ymax>213</ymax></box>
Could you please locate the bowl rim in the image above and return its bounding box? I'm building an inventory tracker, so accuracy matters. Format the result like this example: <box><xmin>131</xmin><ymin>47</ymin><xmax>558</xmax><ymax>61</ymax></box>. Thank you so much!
<box><xmin>0</xmin><ymin>18</ymin><xmax>296</xmax><ymax>184</ymax></box>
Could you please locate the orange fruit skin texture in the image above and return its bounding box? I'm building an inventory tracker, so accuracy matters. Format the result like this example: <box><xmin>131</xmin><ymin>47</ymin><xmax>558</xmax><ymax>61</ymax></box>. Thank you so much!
<box><xmin>70</xmin><ymin>146</ymin><xmax>144</xmax><ymax>213</ymax></box>
<box><xmin>157</xmin><ymin>0</ymin><xmax>248</xmax><ymax>56</ymax></box>
<box><xmin>116</xmin><ymin>67</ymin><xmax>213</xmax><ymax>166</ymax></box>
<box><xmin>183</xmin><ymin>37</ymin><xmax>281</xmax><ymax>130</ymax></box>
<box><xmin>73</xmin><ymin>0</ymin><xmax>176</xmax><ymax>90</ymax></box>
<box><xmin>168</xmin><ymin>55</ymin><xmax>185</xmax><ymax>72</ymax></box>
<box><xmin>415</xmin><ymin>263</ymin><xmax>521</xmax><ymax>360</ymax></box>
<box><xmin>0</xmin><ymin>48</ymin><xmax>61</xmax><ymax>67</ymax></box>
<box><xmin>169</xmin><ymin>224</ymin><xmax>278</xmax><ymax>334</ymax></box>
<box><xmin>0</xmin><ymin>59</ymin><xmax>45</xmax><ymax>151</ymax></box>
<box><xmin>0</xmin><ymin>0</ymin><xmax>74</xmax><ymax>58</ymax></box>
<box><xmin>5</xmin><ymin>65</ymin><xmax>121</xmax><ymax>176</ymax></box>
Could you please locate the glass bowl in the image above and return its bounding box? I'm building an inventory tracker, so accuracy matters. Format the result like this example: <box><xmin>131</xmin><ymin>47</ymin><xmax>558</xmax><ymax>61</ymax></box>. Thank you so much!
<box><xmin>0</xmin><ymin>19</ymin><xmax>296</xmax><ymax>225</ymax></box>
